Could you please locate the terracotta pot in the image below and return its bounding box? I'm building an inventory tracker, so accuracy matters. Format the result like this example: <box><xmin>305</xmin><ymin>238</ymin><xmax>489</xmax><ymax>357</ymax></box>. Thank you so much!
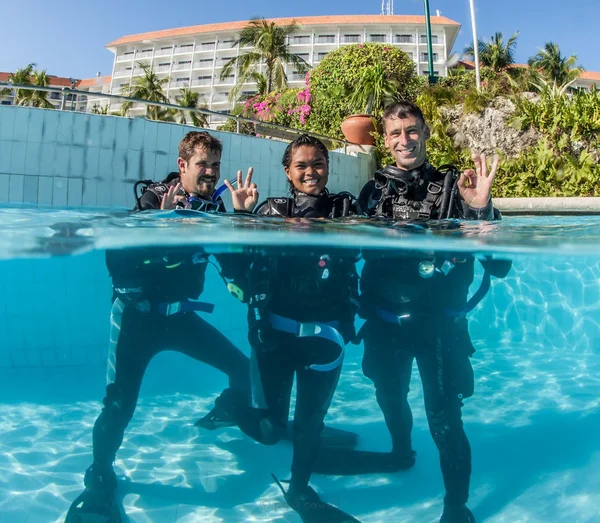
<box><xmin>340</xmin><ymin>114</ymin><xmax>376</xmax><ymax>145</ymax></box>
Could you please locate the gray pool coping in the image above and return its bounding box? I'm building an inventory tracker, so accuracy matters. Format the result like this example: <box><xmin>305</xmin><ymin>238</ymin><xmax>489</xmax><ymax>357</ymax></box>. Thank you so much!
<box><xmin>494</xmin><ymin>197</ymin><xmax>600</xmax><ymax>215</ymax></box>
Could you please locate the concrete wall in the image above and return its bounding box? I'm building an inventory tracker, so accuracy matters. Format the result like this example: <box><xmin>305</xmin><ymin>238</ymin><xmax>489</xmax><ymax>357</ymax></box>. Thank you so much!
<box><xmin>0</xmin><ymin>105</ymin><xmax>373</xmax><ymax>209</ymax></box>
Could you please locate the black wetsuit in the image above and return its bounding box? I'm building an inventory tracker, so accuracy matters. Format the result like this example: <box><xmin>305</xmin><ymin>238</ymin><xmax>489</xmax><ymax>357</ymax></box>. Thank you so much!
<box><xmin>91</xmin><ymin>175</ymin><xmax>249</xmax><ymax>471</ymax></box>
<box><xmin>223</xmin><ymin>190</ymin><xmax>359</xmax><ymax>492</ymax></box>
<box><xmin>356</xmin><ymin>163</ymin><xmax>509</xmax><ymax>511</ymax></box>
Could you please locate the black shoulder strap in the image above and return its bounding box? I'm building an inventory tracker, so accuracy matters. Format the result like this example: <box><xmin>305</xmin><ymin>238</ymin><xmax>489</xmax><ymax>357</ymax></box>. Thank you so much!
<box><xmin>329</xmin><ymin>192</ymin><xmax>356</xmax><ymax>218</ymax></box>
<box><xmin>266</xmin><ymin>197</ymin><xmax>292</xmax><ymax>217</ymax></box>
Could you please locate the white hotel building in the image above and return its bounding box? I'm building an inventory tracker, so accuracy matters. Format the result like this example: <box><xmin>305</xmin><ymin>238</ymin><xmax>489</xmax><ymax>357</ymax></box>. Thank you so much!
<box><xmin>101</xmin><ymin>14</ymin><xmax>461</xmax><ymax>121</ymax></box>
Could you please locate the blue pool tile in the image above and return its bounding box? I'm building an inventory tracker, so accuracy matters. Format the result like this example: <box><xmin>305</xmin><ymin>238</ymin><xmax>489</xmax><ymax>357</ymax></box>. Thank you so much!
<box><xmin>112</xmin><ymin>149</ymin><xmax>128</xmax><ymax>180</ymax></box>
<box><xmin>96</xmin><ymin>180</ymin><xmax>112</xmax><ymax>207</ymax></box>
<box><xmin>0</xmin><ymin>140</ymin><xmax>11</xmax><ymax>172</ymax></box>
<box><xmin>143</xmin><ymin>120</ymin><xmax>158</xmax><ymax>151</ymax></box>
<box><xmin>114</xmin><ymin>117</ymin><xmax>131</xmax><ymax>150</ymax></box>
<box><xmin>52</xmin><ymin>144</ymin><xmax>70</xmax><ymax>177</ymax></box>
<box><xmin>142</xmin><ymin>151</ymin><xmax>157</xmax><ymax>180</ymax></box>
<box><xmin>72</xmin><ymin>113</ymin><xmax>88</xmax><ymax>146</ymax></box>
<box><xmin>22</xmin><ymin>175</ymin><xmax>39</xmax><ymax>204</ymax></box>
<box><xmin>8</xmin><ymin>174</ymin><xmax>24</xmax><ymax>203</ymax></box>
<box><xmin>0</xmin><ymin>106</ymin><xmax>16</xmax><ymax>141</ymax></box>
<box><xmin>10</xmin><ymin>141</ymin><xmax>26</xmax><ymax>174</ymax></box>
<box><xmin>38</xmin><ymin>177</ymin><xmax>53</xmax><ymax>205</ymax></box>
<box><xmin>156</xmin><ymin>123</ymin><xmax>171</xmax><ymax>154</ymax></box>
<box><xmin>52</xmin><ymin>177</ymin><xmax>68</xmax><ymax>206</ymax></box>
<box><xmin>12</xmin><ymin>108</ymin><xmax>30</xmax><ymax>142</ymax></box>
<box><xmin>56</xmin><ymin>111</ymin><xmax>74</xmax><ymax>144</ymax></box>
<box><xmin>41</xmin><ymin>110</ymin><xmax>59</xmax><ymax>143</ymax></box>
<box><xmin>100</xmin><ymin>115</ymin><xmax>117</xmax><ymax>148</ymax></box>
<box><xmin>155</xmin><ymin>152</ymin><xmax>169</xmax><ymax>178</ymax></box>
<box><xmin>126</xmin><ymin>149</ymin><xmax>141</xmax><ymax>180</ymax></box>
<box><xmin>69</xmin><ymin>145</ymin><xmax>85</xmax><ymax>177</ymax></box>
<box><xmin>39</xmin><ymin>143</ymin><xmax>56</xmax><ymax>176</ymax></box>
<box><xmin>98</xmin><ymin>148</ymin><xmax>113</xmax><ymax>179</ymax></box>
<box><xmin>82</xmin><ymin>179</ymin><xmax>98</xmax><ymax>206</ymax></box>
<box><xmin>0</xmin><ymin>174</ymin><xmax>9</xmax><ymax>202</ymax></box>
<box><xmin>67</xmin><ymin>177</ymin><xmax>83</xmax><ymax>207</ymax></box>
<box><xmin>83</xmin><ymin>146</ymin><xmax>100</xmax><ymax>179</ymax></box>
<box><xmin>87</xmin><ymin>112</ymin><xmax>103</xmax><ymax>147</ymax></box>
<box><xmin>27</xmin><ymin>109</ymin><xmax>44</xmax><ymax>143</ymax></box>
<box><xmin>169</xmin><ymin>124</ymin><xmax>186</xmax><ymax>153</ymax></box>
<box><xmin>129</xmin><ymin>117</ymin><xmax>145</xmax><ymax>150</ymax></box>
<box><xmin>25</xmin><ymin>142</ymin><xmax>41</xmax><ymax>176</ymax></box>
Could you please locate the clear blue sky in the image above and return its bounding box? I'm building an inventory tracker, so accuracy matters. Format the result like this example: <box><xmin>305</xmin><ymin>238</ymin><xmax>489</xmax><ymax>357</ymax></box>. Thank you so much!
<box><xmin>0</xmin><ymin>0</ymin><xmax>597</xmax><ymax>79</ymax></box>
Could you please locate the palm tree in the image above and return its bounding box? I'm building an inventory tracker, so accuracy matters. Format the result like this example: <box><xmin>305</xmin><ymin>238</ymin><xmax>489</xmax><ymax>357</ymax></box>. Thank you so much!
<box><xmin>221</xmin><ymin>18</ymin><xmax>310</xmax><ymax>100</ymax></box>
<box><xmin>29</xmin><ymin>70</ymin><xmax>54</xmax><ymax>109</ymax></box>
<box><xmin>528</xmin><ymin>42</ymin><xmax>583</xmax><ymax>85</ymax></box>
<box><xmin>1</xmin><ymin>63</ymin><xmax>35</xmax><ymax>105</ymax></box>
<box><xmin>174</xmin><ymin>86</ymin><xmax>208</xmax><ymax>127</ymax></box>
<box><xmin>465</xmin><ymin>31</ymin><xmax>519</xmax><ymax>72</ymax></box>
<box><xmin>120</xmin><ymin>62</ymin><xmax>170</xmax><ymax>120</ymax></box>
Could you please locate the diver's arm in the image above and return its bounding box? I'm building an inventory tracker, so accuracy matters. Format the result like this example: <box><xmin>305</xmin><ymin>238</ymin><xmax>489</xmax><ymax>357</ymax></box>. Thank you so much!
<box><xmin>456</xmin><ymin>196</ymin><xmax>496</xmax><ymax>221</ymax></box>
<box><xmin>355</xmin><ymin>180</ymin><xmax>380</xmax><ymax>216</ymax></box>
<box><xmin>136</xmin><ymin>190</ymin><xmax>162</xmax><ymax>211</ymax></box>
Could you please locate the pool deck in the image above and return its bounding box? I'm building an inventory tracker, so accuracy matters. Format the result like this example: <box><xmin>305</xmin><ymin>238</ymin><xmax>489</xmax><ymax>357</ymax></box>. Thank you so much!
<box><xmin>495</xmin><ymin>197</ymin><xmax>600</xmax><ymax>215</ymax></box>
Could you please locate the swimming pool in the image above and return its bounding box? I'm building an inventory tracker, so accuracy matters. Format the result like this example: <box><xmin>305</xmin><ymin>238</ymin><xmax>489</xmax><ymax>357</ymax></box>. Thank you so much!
<box><xmin>1</xmin><ymin>208</ymin><xmax>599</xmax><ymax>523</ymax></box>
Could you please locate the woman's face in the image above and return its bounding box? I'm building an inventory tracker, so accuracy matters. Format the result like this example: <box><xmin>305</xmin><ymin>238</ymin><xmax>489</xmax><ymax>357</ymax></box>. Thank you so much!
<box><xmin>285</xmin><ymin>145</ymin><xmax>329</xmax><ymax>196</ymax></box>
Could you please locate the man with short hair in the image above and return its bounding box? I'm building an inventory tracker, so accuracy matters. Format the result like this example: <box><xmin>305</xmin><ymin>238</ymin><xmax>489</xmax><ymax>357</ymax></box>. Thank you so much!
<box><xmin>66</xmin><ymin>131</ymin><xmax>259</xmax><ymax>523</ymax></box>
<box><xmin>354</xmin><ymin>101</ymin><xmax>510</xmax><ymax>523</ymax></box>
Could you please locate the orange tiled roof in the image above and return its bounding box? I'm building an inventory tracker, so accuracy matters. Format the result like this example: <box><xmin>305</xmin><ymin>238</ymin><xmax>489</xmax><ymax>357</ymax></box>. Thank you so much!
<box><xmin>580</xmin><ymin>71</ymin><xmax>600</xmax><ymax>81</ymax></box>
<box><xmin>0</xmin><ymin>72</ymin><xmax>79</xmax><ymax>87</ymax></box>
<box><xmin>78</xmin><ymin>75</ymin><xmax>112</xmax><ymax>87</ymax></box>
<box><xmin>106</xmin><ymin>15</ymin><xmax>460</xmax><ymax>47</ymax></box>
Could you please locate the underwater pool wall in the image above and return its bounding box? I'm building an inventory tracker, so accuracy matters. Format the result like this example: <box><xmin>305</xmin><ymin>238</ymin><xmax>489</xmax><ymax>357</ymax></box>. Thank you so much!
<box><xmin>0</xmin><ymin>105</ymin><xmax>373</xmax><ymax>208</ymax></box>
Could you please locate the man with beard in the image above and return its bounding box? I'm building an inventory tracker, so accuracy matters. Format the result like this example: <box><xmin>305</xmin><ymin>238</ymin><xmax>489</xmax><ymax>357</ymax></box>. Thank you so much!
<box><xmin>66</xmin><ymin>131</ymin><xmax>259</xmax><ymax>522</ymax></box>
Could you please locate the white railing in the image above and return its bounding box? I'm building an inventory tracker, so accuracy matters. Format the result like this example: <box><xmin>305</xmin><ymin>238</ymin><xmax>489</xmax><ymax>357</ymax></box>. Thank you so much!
<box><xmin>174</xmin><ymin>46</ymin><xmax>194</xmax><ymax>54</ymax></box>
<box><xmin>113</xmin><ymin>70</ymin><xmax>131</xmax><ymax>78</ymax></box>
<box><xmin>137</xmin><ymin>51</ymin><xmax>153</xmax><ymax>58</ymax></box>
<box><xmin>154</xmin><ymin>48</ymin><xmax>173</xmax><ymax>57</ymax></box>
<box><xmin>172</xmin><ymin>63</ymin><xmax>191</xmax><ymax>71</ymax></box>
<box><xmin>192</xmin><ymin>78</ymin><xmax>212</xmax><ymax>87</ymax></box>
<box><xmin>116</xmin><ymin>54</ymin><xmax>133</xmax><ymax>62</ymax></box>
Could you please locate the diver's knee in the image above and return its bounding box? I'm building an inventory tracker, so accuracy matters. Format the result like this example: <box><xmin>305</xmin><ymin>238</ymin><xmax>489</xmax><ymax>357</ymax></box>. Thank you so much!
<box><xmin>257</xmin><ymin>417</ymin><xmax>286</xmax><ymax>445</ymax></box>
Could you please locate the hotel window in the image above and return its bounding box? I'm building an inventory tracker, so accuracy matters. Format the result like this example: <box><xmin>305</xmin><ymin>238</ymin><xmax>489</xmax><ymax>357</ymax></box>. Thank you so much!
<box><xmin>369</xmin><ymin>34</ymin><xmax>387</xmax><ymax>43</ymax></box>
<box><xmin>296</xmin><ymin>53</ymin><xmax>310</xmax><ymax>62</ymax></box>
<box><xmin>200</xmin><ymin>42</ymin><xmax>216</xmax><ymax>50</ymax></box>
<box><xmin>421</xmin><ymin>53</ymin><xmax>439</xmax><ymax>62</ymax></box>
<box><xmin>343</xmin><ymin>34</ymin><xmax>361</xmax><ymax>43</ymax></box>
<box><xmin>178</xmin><ymin>44</ymin><xmax>194</xmax><ymax>51</ymax></box>
<box><xmin>316</xmin><ymin>35</ymin><xmax>335</xmax><ymax>44</ymax></box>
<box><xmin>316</xmin><ymin>52</ymin><xmax>328</xmax><ymax>62</ymax></box>
<box><xmin>420</xmin><ymin>35</ymin><xmax>439</xmax><ymax>44</ymax></box>
<box><xmin>394</xmin><ymin>34</ymin><xmax>414</xmax><ymax>43</ymax></box>
<box><xmin>290</xmin><ymin>35</ymin><xmax>311</xmax><ymax>44</ymax></box>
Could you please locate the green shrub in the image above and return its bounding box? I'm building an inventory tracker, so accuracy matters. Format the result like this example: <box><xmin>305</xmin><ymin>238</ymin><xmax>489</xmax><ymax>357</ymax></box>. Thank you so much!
<box><xmin>306</xmin><ymin>43</ymin><xmax>419</xmax><ymax>139</ymax></box>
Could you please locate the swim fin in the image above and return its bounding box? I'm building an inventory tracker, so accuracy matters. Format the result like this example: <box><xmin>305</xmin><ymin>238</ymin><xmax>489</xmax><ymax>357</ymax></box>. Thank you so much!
<box><xmin>195</xmin><ymin>401</ymin><xmax>358</xmax><ymax>450</ymax></box>
<box><xmin>194</xmin><ymin>402</ymin><xmax>237</xmax><ymax>430</ymax></box>
<box><xmin>312</xmin><ymin>447</ymin><xmax>416</xmax><ymax>476</ymax></box>
<box><xmin>65</xmin><ymin>488</ymin><xmax>123</xmax><ymax>523</ymax></box>
<box><xmin>272</xmin><ymin>474</ymin><xmax>361</xmax><ymax>523</ymax></box>
<box><xmin>284</xmin><ymin>424</ymin><xmax>359</xmax><ymax>450</ymax></box>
